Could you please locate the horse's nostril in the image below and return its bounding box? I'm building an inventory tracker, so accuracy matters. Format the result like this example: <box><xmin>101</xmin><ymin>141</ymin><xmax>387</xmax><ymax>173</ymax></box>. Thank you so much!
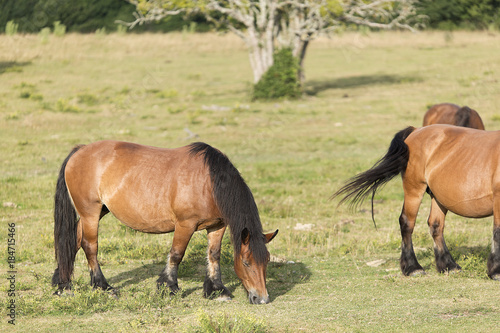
<box><xmin>251</xmin><ymin>295</ymin><xmax>258</xmax><ymax>304</ymax></box>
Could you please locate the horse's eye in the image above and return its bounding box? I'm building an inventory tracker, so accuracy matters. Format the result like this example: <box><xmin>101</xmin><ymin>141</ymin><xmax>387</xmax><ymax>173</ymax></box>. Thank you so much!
<box><xmin>243</xmin><ymin>261</ymin><xmax>250</xmax><ymax>267</ymax></box>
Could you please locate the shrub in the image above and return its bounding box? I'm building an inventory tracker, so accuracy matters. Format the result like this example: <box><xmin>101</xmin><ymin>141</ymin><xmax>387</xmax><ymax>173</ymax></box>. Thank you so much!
<box><xmin>53</xmin><ymin>21</ymin><xmax>66</xmax><ymax>36</ymax></box>
<box><xmin>5</xmin><ymin>20</ymin><xmax>18</xmax><ymax>35</ymax></box>
<box><xmin>253</xmin><ymin>48</ymin><xmax>302</xmax><ymax>100</ymax></box>
<box><xmin>39</xmin><ymin>27</ymin><xmax>51</xmax><ymax>44</ymax></box>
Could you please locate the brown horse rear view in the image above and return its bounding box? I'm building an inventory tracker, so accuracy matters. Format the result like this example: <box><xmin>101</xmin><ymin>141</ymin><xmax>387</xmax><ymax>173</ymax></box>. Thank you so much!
<box><xmin>52</xmin><ymin>141</ymin><xmax>278</xmax><ymax>304</ymax></box>
<box><xmin>333</xmin><ymin>125</ymin><xmax>500</xmax><ymax>280</ymax></box>
<box><xmin>423</xmin><ymin>103</ymin><xmax>485</xmax><ymax>129</ymax></box>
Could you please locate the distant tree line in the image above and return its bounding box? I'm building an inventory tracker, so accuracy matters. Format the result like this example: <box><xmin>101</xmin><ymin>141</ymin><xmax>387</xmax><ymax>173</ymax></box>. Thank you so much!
<box><xmin>1</xmin><ymin>0</ymin><xmax>499</xmax><ymax>33</ymax></box>
<box><xmin>418</xmin><ymin>0</ymin><xmax>500</xmax><ymax>30</ymax></box>
<box><xmin>0</xmin><ymin>0</ymin><xmax>209</xmax><ymax>33</ymax></box>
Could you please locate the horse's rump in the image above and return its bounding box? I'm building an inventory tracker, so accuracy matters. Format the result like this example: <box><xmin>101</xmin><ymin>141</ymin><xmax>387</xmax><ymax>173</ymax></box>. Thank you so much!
<box><xmin>404</xmin><ymin>125</ymin><xmax>496</xmax><ymax>217</ymax></box>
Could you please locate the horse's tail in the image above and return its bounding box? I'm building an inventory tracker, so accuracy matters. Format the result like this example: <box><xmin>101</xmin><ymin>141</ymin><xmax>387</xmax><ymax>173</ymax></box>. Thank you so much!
<box><xmin>332</xmin><ymin>126</ymin><xmax>416</xmax><ymax>225</ymax></box>
<box><xmin>53</xmin><ymin>145</ymin><xmax>83</xmax><ymax>288</ymax></box>
<box><xmin>188</xmin><ymin>142</ymin><xmax>267</xmax><ymax>264</ymax></box>
<box><xmin>455</xmin><ymin>106</ymin><xmax>472</xmax><ymax>127</ymax></box>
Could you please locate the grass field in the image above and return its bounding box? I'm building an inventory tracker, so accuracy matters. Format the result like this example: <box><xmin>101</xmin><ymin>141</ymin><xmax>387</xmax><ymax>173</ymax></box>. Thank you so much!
<box><xmin>1</xmin><ymin>30</ymin><xmax>500</xmax><ymax>332</ymax></box>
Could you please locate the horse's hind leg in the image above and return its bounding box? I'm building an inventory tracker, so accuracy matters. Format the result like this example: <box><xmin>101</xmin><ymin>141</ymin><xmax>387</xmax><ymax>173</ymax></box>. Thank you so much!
<box><xmin>80</xmin><ymin>206</ymin><xmax>112</xmax><ymax>291</ymax></box>
<box><xmin>399</xmin><ymin>184</ymin><xmax>426</xmax><ymax>276</ymax></box>
<box><xmin>488</xmin><ymin>196</ymin><xmax>500</xmax><ymax>280</ymax></box>
<box><xmin>203</xmin><ymin>225</ymin><xmax>233</xmax><ymax>300</ymax></box>
<box><xmin>427</xmin><ymin>197</ymin><xmax>461</xmax><ymax>273</ymax></box>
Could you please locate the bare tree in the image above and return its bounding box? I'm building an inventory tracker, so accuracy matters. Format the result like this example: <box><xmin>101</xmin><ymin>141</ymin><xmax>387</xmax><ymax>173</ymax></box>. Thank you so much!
<box><xmin>122</xmin><ymin>0</ymin><xmax>423</xmax><ymax>84</ymax></box>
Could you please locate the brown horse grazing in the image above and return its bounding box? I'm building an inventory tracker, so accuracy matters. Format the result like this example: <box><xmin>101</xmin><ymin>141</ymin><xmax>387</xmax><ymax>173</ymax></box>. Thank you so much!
<box><xmin>52</xmin><ymin>141</ymin><xmax>278</xmax><ymax>304</ymax></box>
<box><xmin>333</xmin><ymin>125</ymin><xmax>500</xmax><ymax>280</ymax></box>
<box><xmin>423</xmin><ymin>103</ymin><xmax>485</xmax><ymax>129</ymax></box>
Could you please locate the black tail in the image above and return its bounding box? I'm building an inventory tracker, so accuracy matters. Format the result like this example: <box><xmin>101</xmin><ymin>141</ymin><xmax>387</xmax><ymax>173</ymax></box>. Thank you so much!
<box><xmin>455</xmin><ymin>106</ymin><xmax>472</xmax><ymax>127</ymax></box>
<box><xmin>332</xmin><ymin>126</ymin><xmax>416</xmax><ymax>226</ymax></box>
<box><xmin>53</xmin><ymin>145</ymin><xmax>83</xmax><ymax>288</ymax></box>
<box><xmin>188</xmin><ymin>143</ymin><xmax>268</xmax><ymax>264</ymax></box>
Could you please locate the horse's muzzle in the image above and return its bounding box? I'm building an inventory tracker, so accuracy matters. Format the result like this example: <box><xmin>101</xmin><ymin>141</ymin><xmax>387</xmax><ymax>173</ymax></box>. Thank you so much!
<box><xmin>248</xmin><ymin>290</ymin><xmax>269</xmax><ymax>304</ymax></box>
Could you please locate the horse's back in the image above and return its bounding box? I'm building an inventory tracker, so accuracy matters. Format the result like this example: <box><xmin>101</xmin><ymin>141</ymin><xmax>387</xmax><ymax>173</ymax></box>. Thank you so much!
<box><xmin>423</xmin><ymin>103</ymin><xmax>460</xmax><ymax>126</ymax></box>
<box><xmin>423</xmin><ymin>103</ymin><xmax>484</xmax><ymax>129</ymax></box>
<box><xmin>64</xmin><ymin>141</ymin><xmax>218</xmax><ymax>233</ymax></box>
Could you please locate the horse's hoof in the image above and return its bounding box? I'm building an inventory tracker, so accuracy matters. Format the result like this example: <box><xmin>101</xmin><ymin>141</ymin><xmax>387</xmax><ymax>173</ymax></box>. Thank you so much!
<box><xmin>444</xmin><ymin>268</ymin><xmax>462</xmax><ymax>275</ymax></box>
<box><xmin>215</xmin><ymin>295</ymin><xmax>232</xmax><ymax>302</ymax></box>
<box><xmin>409</xmin><ymin>269</ymin><xmax>426</xmax><ymax>277</ymax></box>
<box><xmin>53</xmin><ymin>289</ymin><xmax>74</xmax><ymax>297</ymax></box>
<box><xmin>108</xmin><ymin>288</ymin><xmax>119</xmax><ymax>299</ymax></box>
<box><xmin>490</xmin><ymin>274</ymin><xmax>500</xmax><ymax>281</ymax></box>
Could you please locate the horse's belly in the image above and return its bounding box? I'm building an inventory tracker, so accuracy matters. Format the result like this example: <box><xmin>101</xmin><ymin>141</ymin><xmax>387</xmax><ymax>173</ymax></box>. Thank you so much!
<box><xmin>113</xmin><ymin>211</ymin><xmax>177</xmax><ymax>234</ymax></box>
<box><xmin>433</xmin><ymin>190</ymin><xmax>493</xmax><ymax>218</ymax></box>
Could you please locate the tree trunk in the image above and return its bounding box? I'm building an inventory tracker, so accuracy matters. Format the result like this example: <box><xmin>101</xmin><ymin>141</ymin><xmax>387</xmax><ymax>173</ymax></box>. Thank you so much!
<box><xmin>295</xmin><ymin>39</ymin><xmax>309</xmax><ymax>86</ymax></box>
<box><xmin>247</xmin><ymin>25</ymin><xmax>275</xmax><ymax>83</ymax></box>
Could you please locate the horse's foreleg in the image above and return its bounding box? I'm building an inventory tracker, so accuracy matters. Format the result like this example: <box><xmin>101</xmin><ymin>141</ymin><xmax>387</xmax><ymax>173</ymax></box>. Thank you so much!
<box><xmin>203</xmin><ymin>225</ymin><xmax>232</xmax><ymax>300</ymax></box>
<box><xmin>427</xmin><ymin>197</ymin><xmax>461</xmax><ymax>273</ymax></box>
<box><xmin>399</xmin><ymin>192</ymin><xmax>425</xmax><ymax>276</ymax></box>
<box><xmin>157</xmin><ymin>223</ymin><xmax>196</xmax><ymax>295</ymax></box>
<box><xmin>81</xmin><ymin>216</ymin><xmax>112</xmax><ymax>291</ymax></box>
<box><xmin>488</xmin><ymin>196</ymin><xmax>500</xmax><ymax>280</ymax></box>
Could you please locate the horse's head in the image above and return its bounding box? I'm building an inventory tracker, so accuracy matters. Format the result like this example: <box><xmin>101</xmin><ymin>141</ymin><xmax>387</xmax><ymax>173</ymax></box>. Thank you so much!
<box><xmin>234</xmin><ymin>228</ymin><xmax>278</xmax><ymax>304</ymax></box>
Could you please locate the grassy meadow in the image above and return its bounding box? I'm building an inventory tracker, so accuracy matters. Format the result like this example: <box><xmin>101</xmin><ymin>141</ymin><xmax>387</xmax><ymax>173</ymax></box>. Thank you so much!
<box><xmin>1</xmin><ymin>30</ymin><xmax>500</xmax><ymax>332</ymax></box>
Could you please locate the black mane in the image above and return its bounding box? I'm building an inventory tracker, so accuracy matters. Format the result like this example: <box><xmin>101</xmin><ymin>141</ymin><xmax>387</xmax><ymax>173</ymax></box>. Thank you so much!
<box><xmin>188</xmin><ymin>142</ymin><xmax>268</xmax><ymax>264</ymax></box>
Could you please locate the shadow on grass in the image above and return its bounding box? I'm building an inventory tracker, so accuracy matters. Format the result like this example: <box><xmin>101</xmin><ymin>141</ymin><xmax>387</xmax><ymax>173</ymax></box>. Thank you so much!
<box><xmin>107</xmin><ymin>256</ymin><xmax>312</xmax><ymax>302</ymax></box>
<box><xmin>304</xmin><ymin>74</ymin><xmax>422</xmax><ymax>96</ymax></box>
<box><xmin>266</xmin><ymin>261</ymin><xmax>312</xmax><ymax>301</ymax></box>
<box><xmin>0</xmin><ymin>61</ymin><xmax>31</xmax><ymax>74</ymax></box>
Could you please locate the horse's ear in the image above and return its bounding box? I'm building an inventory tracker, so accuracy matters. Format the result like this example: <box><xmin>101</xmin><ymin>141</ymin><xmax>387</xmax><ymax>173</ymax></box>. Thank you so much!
<box><xmin>264</xmin><ymin>229</ymin><xmax>278</xmax><ymax>243</ymax></box>
<box><xmin>241</xmin><ymin>228</ymin><xmax>250</xmax><ymax>245</ymax></box>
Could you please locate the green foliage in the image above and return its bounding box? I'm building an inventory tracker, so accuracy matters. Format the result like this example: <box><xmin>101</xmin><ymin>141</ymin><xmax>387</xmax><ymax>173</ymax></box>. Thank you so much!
<box><xmin>0</xmin><ymin>0</ymin><xmax>211</xmax><ymax>33</ymax></box>
<box><xmin>5</xmin><ymin>20</ymin><xmax>18</xmax><ymax>35</ymax></box>
<box><xmin>253</xmin><ymin>48</ymin><xmax>302</xmax><ymax>100</ymax></box>
<box><xmin>53</xmin><ymin>21</ymin><xmax>66</xmax><ymax>36</ymax></box>
<box><xmin>39</xmin><ymin>27</ymin><xmax>50</xmax><ymax>44</ymax></box>
<box><xmin>96</xmin><ymin>27</ymin><xmax>107</xmax><ymax>36</ymax></box>
<box><xmin>1</xmin><ymin>0</ymin><xmax>500</xmax><ymax>34</ymax></box>
<box><xmin>417</xmin><ymin>0</ymin><xmax>500</xmax><ymax>30</ymax></box>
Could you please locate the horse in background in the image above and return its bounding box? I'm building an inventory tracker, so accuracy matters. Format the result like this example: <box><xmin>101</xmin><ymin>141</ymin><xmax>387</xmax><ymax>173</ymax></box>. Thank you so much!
<box><xmin>52</xmin><ymin>140</ymin><xmax>278</xmax><ymax>304</ymax></box>
<box><xmin>423</xmin><ymin>103</ymin><xmax>485</xmax><ymax>129</ymax></box>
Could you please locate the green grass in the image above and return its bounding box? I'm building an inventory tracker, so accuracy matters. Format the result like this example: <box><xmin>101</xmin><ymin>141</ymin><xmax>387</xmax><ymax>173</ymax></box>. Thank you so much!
<box><xmin>1</xmin><ymin>31</ymin><xmax>500</xmax><ymax>332</ymax></box>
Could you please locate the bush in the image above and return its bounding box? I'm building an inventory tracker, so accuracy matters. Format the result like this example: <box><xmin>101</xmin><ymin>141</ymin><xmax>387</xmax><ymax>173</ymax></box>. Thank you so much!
<box><xmin>53</xmin><ymin>21</ymin><xmax>66</xmax><ymax>36</ymax></box>
<box><xmin>5</xmin><ymin>20</ymin><xmax>18</xmax><ymax>35</ymax></box>
<box><xmin>253</xmin><ymin>48</ymin><xmax>302</xmax><ymax>100</ymax></box>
